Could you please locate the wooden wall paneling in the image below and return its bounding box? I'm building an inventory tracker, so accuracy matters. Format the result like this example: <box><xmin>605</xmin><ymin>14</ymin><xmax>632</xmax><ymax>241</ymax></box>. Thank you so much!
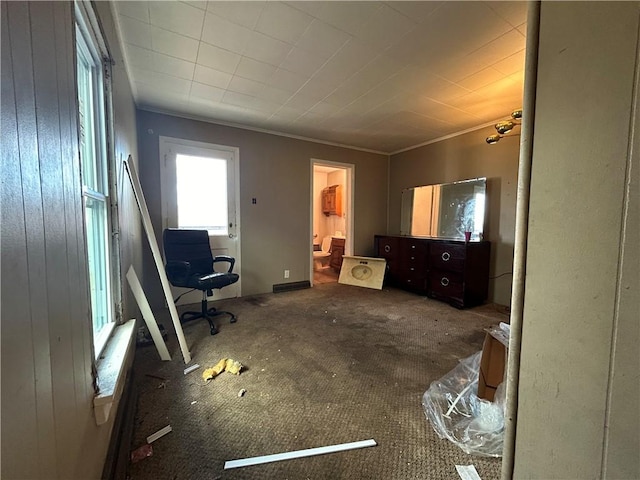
<box><xmin>54</xmin><ymin>0</ymin><xmax>91</xmax><ymax>413</ymax></box>
<box><xmin>53</xmin><ymin>0</ymin><xmax>93</xmax><ymax>457</ymax></box>
<box><xmin>31</xmin><ymin>2</ymin><xmax>77</xmax><ymax>476</ymax></box>
<box><xmin>8</xmin><ymin>2</ymin><xmax>59</xmax><ymax>476</ymax></box>
<box><xmin>0</xmin><ymin>3</ymin><xmax>39</xmax><ymax>477</ymax></box>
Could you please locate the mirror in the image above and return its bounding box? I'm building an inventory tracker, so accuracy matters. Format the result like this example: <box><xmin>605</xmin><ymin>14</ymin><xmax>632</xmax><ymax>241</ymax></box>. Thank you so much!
<box><xmin>400</xmin><ymin>177</ymin><xmax>487</xmax><ymax>240</ymax></box>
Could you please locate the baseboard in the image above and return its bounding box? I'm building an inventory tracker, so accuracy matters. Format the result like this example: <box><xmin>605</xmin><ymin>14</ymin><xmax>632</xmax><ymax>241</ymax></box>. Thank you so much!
<box><xmin>101</xmin><ymin>366</ymin><xmax>137</xmax><ymax>480</ymax></box>
<box><xmin>273</xmin><ymin>281</ymin><xmax>311</xmax><ymax>293</ymax></box>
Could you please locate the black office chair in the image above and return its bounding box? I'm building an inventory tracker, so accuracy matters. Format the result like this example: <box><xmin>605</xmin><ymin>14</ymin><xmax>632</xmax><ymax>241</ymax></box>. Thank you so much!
<box><xmin>163</xmin><ymin>228</ymin><xmax>239</xmax><ymax>335</ymax></box>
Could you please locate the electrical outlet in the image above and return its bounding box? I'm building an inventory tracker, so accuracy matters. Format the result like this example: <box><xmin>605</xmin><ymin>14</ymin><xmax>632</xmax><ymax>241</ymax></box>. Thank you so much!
<box><xmin>284</xmin><ymin>269</ymin><xmax>290</xmax><ymax>279</ymax></box>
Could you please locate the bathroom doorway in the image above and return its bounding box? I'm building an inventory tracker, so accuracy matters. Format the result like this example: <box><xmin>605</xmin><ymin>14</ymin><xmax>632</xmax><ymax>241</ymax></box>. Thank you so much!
<box><xmin>310</xmin><ymin>159</ymin><xmax>354</xmax><ymax>286</ymax></box>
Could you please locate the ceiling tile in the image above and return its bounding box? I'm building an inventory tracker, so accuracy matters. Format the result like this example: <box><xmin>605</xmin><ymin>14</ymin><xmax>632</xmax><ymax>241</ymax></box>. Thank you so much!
<box><xmin>193</xmin><ymin>64</ymin><xmax>232</xmax><ymax>89</ymax></box>
<box><xmin>202</xmin><ymin>12</ymin><xmax>253</xmax><ymax>54</ymax></box>
<box><xmin>458</xmin><ymin>67</ymin><xmax>507</xmax><ymax>91</ymax></box>
<box><xmin>485</xmin><ymin>1</ymin><xmax>528</xmax><ymax>28</ymax></box>
<box><xmin>255</xmin><ymin>2</ymin><xmax>314</xmax><ymax>44</ymax></box>
<box><xmin>314</xmin><ymin>2</ymin><xmax>381</xmax><ymax>35</ymax></box>
<box><xmin>197</xmin><ymin>42</ymin><xmax>241</xmax><ymax>74</ymax></box>
<box><xmin>234</xmin><ymin>56</ymin><xmax>278</xmax><ymax>83</ymax></box>
<box><xmin>284</xmin><ymin>2</ymin><xmax>324</xmax><ymax>18</ymax></box>
<box><xmin>295</xmin><ymin>19</ymin><xmax>352</xmax><ymax>59</ymax></box>
<box><xmin>228</xmin><ymin>75</ymin><xmax>265</xmax><ymax>96</ymax></box>
<box><xmin>190</xmin><ymin>82</ymin><xmax>225</xmax><ymax>103</ymax></box>
<box><xmin>310</xmin><ymin>38</ymin><xmax>378</xmax><ymax>86</ymax></box>
<box><xmin>207</xmin><ymin>1</ymin><xmax>266</xmax><ymax>29</ymax></box>
<box><xmin>242</xmin><ymin>31</ymin><xmax>293</xmax><ymax>67</ymax></box>
<box><xmin>183</xmin><ymin>1</ymin><xmax>207</xmax><ymax>11</ymax></box>
<box><xmin>258</xmin><ymin>84</ymin><xmax>292</xmax><ymax>105</ymax></box>
<box><xmin>151</xmin><ymin>27</ymin><xmax>199</xmax><ymax>63</ymax></box>
<box><xmin>263</xmin><ymin>68</ymin><xmax>307</xmax><ymax>93</ymax></box>
<box><xmin>115</xmin><ymin>1</ymin><xmax>150</xmax><ymax>23</ymax></box>
<box><xmin>132</xmin><ymin>69</ymin><xmax>192</xmax><ymax>96</ymax></box>
<box><xmin>117</xmin><ymin>15</ymin><xmax>152</xmax><ymax>49</ymax></box>
<box><xmin>148</xmin><ymin>2</ymin><xmax>205</xmax><ymax>40</ymax></box>
<box><xmin>353</xmin><ymin>3</ymin><xmax>415</xmax><ymax>50</ymax></box>
<box><xmin>127</xmin><ymin>45</ymin><xmax>195</xmax><ymax>80</ymax></box>
<box><xmin>491</xmin><ymin>49</ymin><xmax>525</xmax><ymax>76</ymax></box>
<box><xmin>385</xmin><ymin>1</ymin><xmax>443</xmax><ymax>23</ymax></box>
<box><xmin>120</xmin><ymin>0</ymin><xmax>527</xmax><ymax>153</ymax></box>
<box><xmin>280</xmin><ymin>47</ymin><xmax>327</xmax><ymax>77</ymax></box>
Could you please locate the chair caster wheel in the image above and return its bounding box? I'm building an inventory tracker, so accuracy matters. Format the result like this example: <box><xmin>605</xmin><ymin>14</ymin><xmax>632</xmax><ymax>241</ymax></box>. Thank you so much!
<box><xmin>230</xmin><ymin>316</ymin><xmax>237</xmax><ymax>324</ymax></box>
<box><xmin>209</xmin><ymin>327</ymin><xmax>219</xmax><ymax>335</ymax></box>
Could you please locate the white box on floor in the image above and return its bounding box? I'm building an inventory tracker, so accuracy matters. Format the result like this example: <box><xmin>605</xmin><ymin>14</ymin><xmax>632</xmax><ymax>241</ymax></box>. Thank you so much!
<box><xmin>338</xmin><ymin>256</ymin><xmax>386</xmax><ymax>290</ymax></box>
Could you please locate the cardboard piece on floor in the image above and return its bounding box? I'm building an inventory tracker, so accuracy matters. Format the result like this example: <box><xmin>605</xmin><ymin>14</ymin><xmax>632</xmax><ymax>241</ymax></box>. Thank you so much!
<box><xmin>338</xmin><ymin>256</ymin><xmax>386</xmax><ymax>290</ymax></box>
<box><xmin>224</xmin><ymin>439</ymin><xmax>377</xmax><ymax>470</ymax></box>
<box><xmin>124</xmin><ymin>156</ymin><xmax>191</xmax><ymax>364</ymax></box>
<box><xmin>477</xmin><ymin>325</ymin><xmax>509</xmax><ymax>401</ymax></box>
<box><xmin>126</xmin><ymin>265</ymin><xmax>171</xmax><ymax>361</ymax></box>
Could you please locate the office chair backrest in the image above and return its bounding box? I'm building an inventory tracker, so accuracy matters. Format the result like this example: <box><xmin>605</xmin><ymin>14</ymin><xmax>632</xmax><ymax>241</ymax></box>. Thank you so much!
<box><xmin>163</xmin><ymin>229</ymin><xmax>213</xmax><ymax>275</ymax></box>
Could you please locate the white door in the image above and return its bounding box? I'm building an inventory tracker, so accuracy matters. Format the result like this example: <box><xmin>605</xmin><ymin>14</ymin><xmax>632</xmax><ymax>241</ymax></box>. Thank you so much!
<box><xmin>160</xmin><ymin>137</ymin><xmax>240</xmax><ymax>305</ymax></box>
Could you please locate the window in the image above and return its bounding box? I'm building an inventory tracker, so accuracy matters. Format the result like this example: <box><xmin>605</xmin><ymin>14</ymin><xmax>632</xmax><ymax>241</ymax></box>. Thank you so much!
<box><xmin>175</xmin><ymin>154</ymin><xmax>228</xmax><ymax>235</ymax></box>
<box><xmin>76</xmin><ymin>6</ymin><xmax>114</xmax><ymax>357</ymax></box>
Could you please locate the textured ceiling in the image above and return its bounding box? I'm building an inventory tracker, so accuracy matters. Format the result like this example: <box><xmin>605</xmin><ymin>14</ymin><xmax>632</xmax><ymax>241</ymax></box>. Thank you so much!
<box><xmin>113</xmin><ymin>1</ymin><xmax>526</xmax><ymax>153</ymax></box>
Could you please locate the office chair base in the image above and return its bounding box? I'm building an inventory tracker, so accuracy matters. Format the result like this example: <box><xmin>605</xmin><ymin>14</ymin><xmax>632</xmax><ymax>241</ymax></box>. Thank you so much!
<box><xmin>180</xmin><ymin>299</ymin><xmax>236</xmax><ymax>335</ymax></box>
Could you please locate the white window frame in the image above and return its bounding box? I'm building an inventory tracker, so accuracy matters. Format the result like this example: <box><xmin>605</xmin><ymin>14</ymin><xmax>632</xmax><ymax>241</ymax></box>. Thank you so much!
<box><xmin>75</xmin><ymin>1</ymin><xmax>120</xmax><ymax>358</ymax></box>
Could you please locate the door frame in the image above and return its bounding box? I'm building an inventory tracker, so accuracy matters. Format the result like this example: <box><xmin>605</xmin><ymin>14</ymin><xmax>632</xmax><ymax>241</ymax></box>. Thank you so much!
<box><xmin>159</xmin><ymin>136</ymin><xmax>242</xmax><ymax>297</ymax></box>
<box><xmin>310</xmin><ymin>158</ymin><xmax>355</xmax><ymax>285</ymax></box>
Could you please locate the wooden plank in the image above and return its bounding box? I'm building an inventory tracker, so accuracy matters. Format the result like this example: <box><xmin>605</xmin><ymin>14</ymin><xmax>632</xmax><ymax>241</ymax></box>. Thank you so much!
<box><xmin>8</xmin><ymin>2</ymin><xmax>58</xmax><ymax>476</ymax></box>
<box><xmin>124</xmin><ymin>157</ymin><xmax>191</xmax><ymax>364</ymax></box>
<box><xmin>224</xmin><ymin>439</ymin><xmax>377</xmax><ymax>470</ymax></box>
<box><xmin>0</xmin><ymin>3</ymin><xmax>39</xmax><ymax>477</ymax></box>
<box><xmin>31</xmin><ymin>3</ymin><xmax>76</xmax><ymax>476</ymax></box>
<box><xmin>126</xmin><ymin>266</ymin><xmax>171</xmax><ymax>361</ymax></box>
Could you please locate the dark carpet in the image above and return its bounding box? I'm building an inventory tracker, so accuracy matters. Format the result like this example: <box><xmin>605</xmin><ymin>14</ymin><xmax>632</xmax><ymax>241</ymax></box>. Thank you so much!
<box><xmin>126</xmin><ymin>282</ymin><xmax>507</xmax><ymax>480</ymax></box>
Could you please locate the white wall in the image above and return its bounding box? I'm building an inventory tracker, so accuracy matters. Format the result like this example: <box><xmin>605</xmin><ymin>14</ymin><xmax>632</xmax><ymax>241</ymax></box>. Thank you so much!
<box><xmin>514</xmin><ymin>2</ymin><xmax>640</xmax><ymax>478</ymax></box>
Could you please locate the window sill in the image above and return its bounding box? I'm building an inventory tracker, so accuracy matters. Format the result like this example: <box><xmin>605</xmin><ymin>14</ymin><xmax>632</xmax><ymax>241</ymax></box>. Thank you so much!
<box><xmin>93</xmin><ymin>319</ymin><xmax>136</xmax><ymax>426</ymax></box>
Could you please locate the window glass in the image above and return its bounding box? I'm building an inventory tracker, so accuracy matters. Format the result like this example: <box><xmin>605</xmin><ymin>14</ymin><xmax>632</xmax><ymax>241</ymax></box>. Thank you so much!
<box><xmin>76</xmin><ymin>21</ymin><xmax>113</xmax><ymax>357</ymax></box>
<box><xmin>176</xmin><ymin>154</ymin><xmax>228</xmax><ymax>235</ymax></box>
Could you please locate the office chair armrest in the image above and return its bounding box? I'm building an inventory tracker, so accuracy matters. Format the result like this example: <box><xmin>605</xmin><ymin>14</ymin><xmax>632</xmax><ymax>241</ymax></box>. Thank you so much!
<box><xmin>212</xmin><ymin>255</ymin><xmax>235</xmax><ymax>273</ymax></box>
<box><xmin>166</xmin><ymin>260</ymin><xmax>191</xmax><ymax>283</ymax></box>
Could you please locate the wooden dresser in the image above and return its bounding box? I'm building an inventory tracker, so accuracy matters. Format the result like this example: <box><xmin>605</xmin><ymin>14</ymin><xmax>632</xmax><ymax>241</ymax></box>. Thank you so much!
<box><xmin>374</xmin><ymin>235</ymin><xmax>491</xmax><ymax>308</ymax></box>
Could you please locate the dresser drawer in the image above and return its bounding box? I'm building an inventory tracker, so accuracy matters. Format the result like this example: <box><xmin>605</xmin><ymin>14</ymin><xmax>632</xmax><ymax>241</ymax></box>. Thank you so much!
<box><xmin>430</xmin><ymin>243</ymin><xmax>465</xmax><ymax>272</ymax></box>
<box><xmin>377</xmin><ymin>236</ymin><xmax>400</xmax><ymax>259</ymax></box>
<box><xmin>428</xmin><ymin>270</ymin><xmax>464</xmax><ymax>301</ymax></box>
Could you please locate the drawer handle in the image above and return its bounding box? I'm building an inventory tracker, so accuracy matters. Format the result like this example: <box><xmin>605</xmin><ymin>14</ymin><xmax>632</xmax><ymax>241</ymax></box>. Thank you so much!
<box><xmin>407</xmin><ymin>279</ymin><xmax>412</xmax><ymax>283</ymax></box>
<box><xmin>411</xmin><ymin>245</ymin><xmax>416</xmax><ymax>249</ymax></box>
<box><xmin>410</xmin><ymin>267</ymin><xmax>414</xmax><ymax>271</ymax></box>
<box><xmin>441</xmin><ymin>252</ymin><xmax>451</xmax><ymax>262</ymax></box>
<box><xmin>384</xmin><ymin>245</ymin><xmax>391</xmax><ymax>253</ymax></box>
<box><xmin>440</xmin><ymin>277</ymin><xmax>450</xmax><ymax>287</ymax></box>
<box><xmin>411</xmin><ymin>256</ymin><xmax>415</xmax><ymax>260</ymax></box>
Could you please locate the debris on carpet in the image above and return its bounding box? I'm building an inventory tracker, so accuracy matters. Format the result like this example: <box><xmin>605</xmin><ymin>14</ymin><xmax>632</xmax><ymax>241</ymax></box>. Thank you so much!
<box><xmin>203</xmin><ymin>358</ymin><xmax>244</xmax><ymax>382</ymax></box>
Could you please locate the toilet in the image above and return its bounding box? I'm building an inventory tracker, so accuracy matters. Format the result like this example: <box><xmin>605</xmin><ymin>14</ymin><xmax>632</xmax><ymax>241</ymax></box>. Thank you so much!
<box><xmin>313</xmin><ymin>236</ymin><xmax>332</xmax><ymax>270</ymax></box>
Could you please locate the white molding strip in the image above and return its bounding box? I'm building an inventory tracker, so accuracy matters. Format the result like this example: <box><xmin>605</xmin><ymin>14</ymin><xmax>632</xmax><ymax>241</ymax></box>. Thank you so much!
<box><xmin>124</xmin><ymin>156</ymin><xmax>191</xmax><ymax>364</ymax></box>
<box><xmin>224</xmin><ymin>439</ymin><xmax>377</xmax><ymax>470</ymax></box>
<box><xmin>147</xmin><ymin>425</ymin><xmax>172</xmax><ymax>444</ymax></box>
<box><xmin>126</xmin><ymin>265</ymin><xmax>171</xmax><ymax>361</ymax></box>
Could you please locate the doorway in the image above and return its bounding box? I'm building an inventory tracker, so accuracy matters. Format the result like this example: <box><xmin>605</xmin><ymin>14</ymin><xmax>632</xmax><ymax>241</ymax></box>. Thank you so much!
<box><xmin>310</xmin><ymin>159</ymin><xmax>354</xmax><ymax>285</ymax></box>
<box><xmin>159</xmin><ymin>136</ymin><xmax>241</xmax><ymax>305</ymax></box>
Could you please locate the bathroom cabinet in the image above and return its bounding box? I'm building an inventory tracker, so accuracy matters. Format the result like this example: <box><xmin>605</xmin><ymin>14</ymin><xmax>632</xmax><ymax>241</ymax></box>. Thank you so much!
<box><xmin>322</xmin><ymin>185</ymin><xmax>342</xmax><ymax>216</ymax></box>
<box><xmin>374</xmin><ymin>235</ymin><xmax>491</xmax><ymax>308</ymax></box>
<box><xmin>329</xmin><ymin>237</ymin><xmax>345</xmax><ymax>271</ymax></box>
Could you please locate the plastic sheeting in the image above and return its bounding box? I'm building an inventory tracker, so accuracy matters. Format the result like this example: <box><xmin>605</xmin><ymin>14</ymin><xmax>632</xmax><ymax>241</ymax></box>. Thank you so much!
<box><xmin>422</xmin><ymin>351</ymin><xmax>505</xmax><ymax>457</ymax></box>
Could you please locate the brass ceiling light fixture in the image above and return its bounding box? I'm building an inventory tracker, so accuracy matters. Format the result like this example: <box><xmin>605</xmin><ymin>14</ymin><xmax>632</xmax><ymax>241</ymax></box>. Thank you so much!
<box><xmin>486</xmin><ymin>109</ymin><xmax>523</xmax><ymax>144</ymax></box>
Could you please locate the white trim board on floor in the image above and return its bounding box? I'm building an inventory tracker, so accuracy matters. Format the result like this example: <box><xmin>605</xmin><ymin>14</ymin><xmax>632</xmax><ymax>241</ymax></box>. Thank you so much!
<box><xmin>224</xmin><ymin>439</ymin><xmax>377</xmax><ymax>470</ymax></box>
